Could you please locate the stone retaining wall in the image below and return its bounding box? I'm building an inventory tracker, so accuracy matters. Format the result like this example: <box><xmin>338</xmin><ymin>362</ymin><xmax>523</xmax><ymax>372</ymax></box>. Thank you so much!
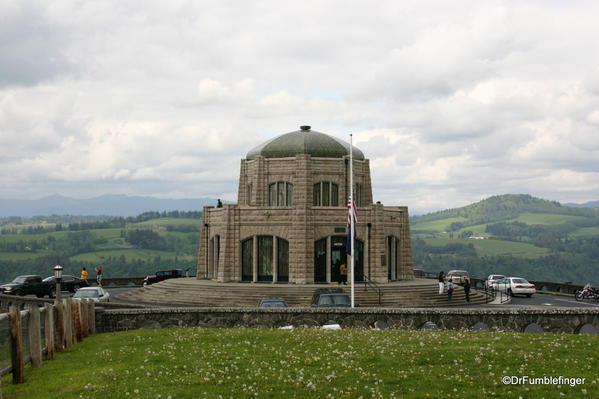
<box><xmin>95</xmin><ymin>307</ymin><xmax>599</xmax><ymax>334</ymax></box>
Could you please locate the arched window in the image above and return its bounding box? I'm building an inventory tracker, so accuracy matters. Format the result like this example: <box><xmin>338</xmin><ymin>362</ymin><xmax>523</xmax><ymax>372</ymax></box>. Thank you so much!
<box><xmin>268</xmin><ymin>182</ymin><xmax>293</xmax><ymax>206</ymax></box>
<box><xmin>241</xmin><ymin>236</ymin><xmax>289</xmax><ymax>282</ymax></box>
<box><xmin>313</xmin><ymin>182</ymin><xmax>339</xmax><ymax>206</ymax></box>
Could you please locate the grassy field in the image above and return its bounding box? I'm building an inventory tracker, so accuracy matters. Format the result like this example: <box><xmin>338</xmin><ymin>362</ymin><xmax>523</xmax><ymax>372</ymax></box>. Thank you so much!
<box><xmin>506</xmin><ymin>212</ymin><xmax>589</xmax><ymax>225</ymax></box>
<box><xmin>423</xmin><ymin>237</ymin><xmax>550</xmax><ymax>258</ymax></box>
<box><xmin>2</xmin><ymin>328</ymin><xmax>598</xmax><ymax>399</ymax></box>
<box><xmin>411</xmin><ymin>216</ymin><xmax>468</xmax><ymax>232</ymax></box>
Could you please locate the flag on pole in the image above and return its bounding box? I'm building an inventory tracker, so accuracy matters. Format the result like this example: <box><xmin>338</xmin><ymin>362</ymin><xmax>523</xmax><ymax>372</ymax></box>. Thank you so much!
<box><xmin>346</xmin><ymin>195</ymin><xmax>358</xmax><ymax>254</ymax></box>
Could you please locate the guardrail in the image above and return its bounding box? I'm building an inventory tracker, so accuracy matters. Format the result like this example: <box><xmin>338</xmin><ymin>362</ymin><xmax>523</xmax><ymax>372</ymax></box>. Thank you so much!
<box><xmin>418</xmin><ymin>272</ymin><xmax>589</xmax><ymax>297</ymax></box>
<box><xmin>0</xmin><ymin>298</ymin><xmax>96</xmax><ymax>384</ymax></box>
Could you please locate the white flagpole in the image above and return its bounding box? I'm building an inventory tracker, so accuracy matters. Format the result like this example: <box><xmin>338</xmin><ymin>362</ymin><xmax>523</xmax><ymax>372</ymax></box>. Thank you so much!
<box><xmin>350</xmin><ymin>134</ymin><xmax>355</xmax><ymax>308</ymax></box>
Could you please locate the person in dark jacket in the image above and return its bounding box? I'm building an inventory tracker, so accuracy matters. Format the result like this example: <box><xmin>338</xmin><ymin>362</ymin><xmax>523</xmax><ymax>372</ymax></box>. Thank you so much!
<box><xmin>463</xmin><ymin>278</ymin><xmax>471</xmax><ymax>302</ymax></box>
<box><xmin>446</xmin><ymin>280</ymin><xmax>454</xmax><ymax>301</ymax></box>
<box><xmin>438</xmin><ymin>271</ymin><xmax>445</xmax><ymax>294</ymax></box>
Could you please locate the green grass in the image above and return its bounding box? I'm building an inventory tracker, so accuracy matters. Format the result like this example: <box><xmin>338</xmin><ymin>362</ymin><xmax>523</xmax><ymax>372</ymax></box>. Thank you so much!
<box><xmin>0</xmin><ymin>251</ymin><xmax>48</xmax><ymax>261</ymax></box>
<box><xmin>506</xmin><ymin>212</ymin><xmax>589</xmax><ymax>225</ymax></box>
<box><xmin>411</xmin><ymin>216</ymin><xmax>468</xmax><ymax>232</ymax></box>
<box><xmin>2</xmin><ymin>328</ymin><xmax>598</xmax><ymax>399</ymax></box>
<box><xmin>570</xmin><ymin>226</ymin><xmax>599</xmax><ymax>238</ymax></box>
<box><xmin>423</xmin><ymin>237</ymin><xmax>550</xmax><ymax>258</ymax></box>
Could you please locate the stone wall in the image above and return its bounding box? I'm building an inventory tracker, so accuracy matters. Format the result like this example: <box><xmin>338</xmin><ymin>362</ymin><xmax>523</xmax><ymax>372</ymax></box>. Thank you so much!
<box><xmin>95</xmin><ymin>307</ymin><xmax>599</xmax><ymax>334</ymax></box>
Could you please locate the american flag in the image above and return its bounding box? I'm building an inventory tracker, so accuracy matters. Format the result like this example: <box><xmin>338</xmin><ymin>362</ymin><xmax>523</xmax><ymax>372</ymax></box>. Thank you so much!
<box><xmin>346</xmin><ymin>194</ymin><xmax>358</xmax><ymax>254</ymax></box>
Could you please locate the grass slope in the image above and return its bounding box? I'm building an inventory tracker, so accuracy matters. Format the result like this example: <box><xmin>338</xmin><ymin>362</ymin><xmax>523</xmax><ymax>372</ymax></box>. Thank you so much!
<box><xmin>2</xmin><ymin>328</ymin><xmax>598</xmax><ymax>399</ymax></box>
<box><xmin>423</xmin><ymin>238</ymin><xmax>550</xmax><ymax>258</ymax></box>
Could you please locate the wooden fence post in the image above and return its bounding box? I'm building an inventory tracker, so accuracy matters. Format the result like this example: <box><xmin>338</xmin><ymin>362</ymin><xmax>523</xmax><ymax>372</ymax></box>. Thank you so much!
<box><xmin>27</xmin><ymin>304</ymin><xmax>42</xmax><ymax>368</ymax></box>
<box><xmin>73</xmin><ymin>300</ymin><xmax>82</xmax><ymax>342</ymax></box>
<box><xmin>44</xmin><ymin>303</ymin><xmax>55</xmax><ymax>360</ymax></box>
<box><xmin>9</xmin><ymin>306</ymin><xmax>24</xmax><ymax>384</ymax></box>
<box><xmin>64</xmin><ymin>299</ymin><xmax>73</xmax><ymax>348</ymax></box>
<box><xmin>80</xmin><ymin>300</ymin><xmax>89</xmax><ymax>338</ymax></box>
<box><xmin>54</xmin><ymin>300</ymin><xmax>65</xmax><ymax>352</ymax></box>
<box><xmin>88</xmin><ymin>300</ymin><xmax>96</xmax><ymax>334</ymax></box>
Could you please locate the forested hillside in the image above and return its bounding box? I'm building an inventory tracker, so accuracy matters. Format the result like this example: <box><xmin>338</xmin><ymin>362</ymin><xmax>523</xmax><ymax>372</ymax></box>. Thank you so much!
<box><xmin>411</xmin><ymin>194</ymin><xmax>599</xmax><ymax>285</ymax></box>
<box><xmin>0</xmin><ymin>211</ymin><xmax>201</xmax><ymax>283</ymax></box>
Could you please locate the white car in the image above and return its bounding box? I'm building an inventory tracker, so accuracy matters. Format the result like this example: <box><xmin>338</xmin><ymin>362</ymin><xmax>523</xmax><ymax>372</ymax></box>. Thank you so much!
<box><xmin>72</xmin><ymin>287</ymin><xmax>110</xmax><ymax>302</ymax></box>
<box><xmin>447</xmin><ymin>270</ymin><xmax>469</xmax><ymax>284</ymax></box>
<box><xmin>485</xmin><ymin>274</ymin><xmax>506</xmax><ymax>289</ymax></box>
<box><xmin>495</xmin><ymin>277</ymin><xmax>536</xmax><ymax>297</ymax></box>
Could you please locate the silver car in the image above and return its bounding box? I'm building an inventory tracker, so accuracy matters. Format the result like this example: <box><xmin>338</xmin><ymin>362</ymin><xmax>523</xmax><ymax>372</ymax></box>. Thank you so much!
<box><xmin>485</xmin><ymin>274</ymin><xmax>506</xmax><ymax>289</ymax></box>
<box><xmin>72</xmin><ymin>287</ymin><xmax>110</xmax><ymax>302</ymax></box>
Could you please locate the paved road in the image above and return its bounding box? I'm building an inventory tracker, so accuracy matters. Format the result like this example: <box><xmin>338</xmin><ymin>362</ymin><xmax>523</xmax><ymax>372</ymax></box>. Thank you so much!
<box><xmin>509</xmin><ymin>292</ymin><xmax>599</xmax><ymax>308</ymax></box>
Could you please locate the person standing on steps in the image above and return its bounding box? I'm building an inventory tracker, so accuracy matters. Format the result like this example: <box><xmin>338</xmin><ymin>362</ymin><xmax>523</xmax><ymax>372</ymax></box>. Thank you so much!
<box><xmin>438</xmin><ymin>271</ymin><xmax>445</xmax><ymax>294</ymax></box>
<box><xmin>447</xmin><ymin>280</ymin><xmax>454</xmax><ymax>300</ymax></box>
<box><xmin>463</xmin><ymin>278</ymin><xmax>471</xmax><ymax>303</ymax></box>
<box><xmin>80</xmin><ymin>267</ymin><xmax>88</xmax><ymax>282</ymax></box>
<box><xmin>339</xmin><ymin>263</ymin><xmax>347</xmax><ymax>285</ymax></box>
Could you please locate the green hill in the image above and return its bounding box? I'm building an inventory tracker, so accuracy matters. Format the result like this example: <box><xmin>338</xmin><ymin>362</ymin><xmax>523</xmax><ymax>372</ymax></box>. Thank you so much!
<box><xmin>412</xmin><ymin>194</ymin><xmax>599</xmax><ymax>230</ymax></box>
<box><xmin>0</xmin><ymin>212</ymin><xmax>201</xmax><ymax>283</ymax></box>
<box><xmin>411</xmin><ymin>194</ymin><xmax>599</xmax><ymax>285</ymax></box>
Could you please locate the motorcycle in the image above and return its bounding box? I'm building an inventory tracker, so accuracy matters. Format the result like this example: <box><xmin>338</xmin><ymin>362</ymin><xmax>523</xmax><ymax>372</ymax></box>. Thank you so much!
<box><xmin>575</xmin><ymin>285</ymin><xmax>599</xmax><ymax>302</ymax></box>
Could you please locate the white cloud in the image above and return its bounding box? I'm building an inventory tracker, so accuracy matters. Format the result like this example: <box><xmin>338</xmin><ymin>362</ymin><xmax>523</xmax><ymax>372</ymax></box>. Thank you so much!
<box><xmin>0</xmin><ymin>0</ymin><xmax>598</xmax><ymax>212</ymax></box>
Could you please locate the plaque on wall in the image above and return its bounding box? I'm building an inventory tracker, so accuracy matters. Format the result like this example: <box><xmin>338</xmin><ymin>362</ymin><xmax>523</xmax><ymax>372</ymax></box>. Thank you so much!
<box><xmin>334</xmin><ymin>227</ymin><xmax>346</xmax><ymax>233</ymax></box>
<box><xmin>380</xmin><ymin>255</ymin><xmax>386</xmax><ymax>267</ymax></box>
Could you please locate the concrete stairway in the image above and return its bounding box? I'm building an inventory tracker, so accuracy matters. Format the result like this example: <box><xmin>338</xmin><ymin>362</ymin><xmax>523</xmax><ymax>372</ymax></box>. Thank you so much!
<box><xmin>117</xmin><ymin>278</ymin><xmax>489</xmax><ymax>307</ymax></box>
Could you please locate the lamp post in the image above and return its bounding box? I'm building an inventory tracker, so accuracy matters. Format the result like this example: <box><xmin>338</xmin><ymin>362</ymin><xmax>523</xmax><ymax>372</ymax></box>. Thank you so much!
<box><xmin>53</xmin><ymin>264</ymin><xmax>63</xmax><ymax>302</ymax></box>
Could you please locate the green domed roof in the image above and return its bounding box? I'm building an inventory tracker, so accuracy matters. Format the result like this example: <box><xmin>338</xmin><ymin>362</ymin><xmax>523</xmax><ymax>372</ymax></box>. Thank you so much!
<box><xmin>246</xmin><ymin>126</ymin><xmax>365</xmax><ymax>160</ymax></box>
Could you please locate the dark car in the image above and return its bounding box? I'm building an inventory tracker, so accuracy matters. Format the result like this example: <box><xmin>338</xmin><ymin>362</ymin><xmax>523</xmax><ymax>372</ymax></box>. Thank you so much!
<box><xmin>258</xmin><ymin>297</ymin><xmax>289</xmax><ymax>307</ymax></box>
<box><xmin>42</xmin><ymin>275</ymin><xmax>89</xmax><ymax>295</ymax></box>
<box><xmin>143</xmin><ymin>269</ymin><xmax>183</xmax><ymax>286</ymax></box>
<box><xmin>0</xmin><ymin>275</ymin><xmax>45</xmax><ymax>296</ymax></box>
<box><xmin>311</xmin><ymin>288</ymin><xmax>352</xmax><ymax>307</ymax></box>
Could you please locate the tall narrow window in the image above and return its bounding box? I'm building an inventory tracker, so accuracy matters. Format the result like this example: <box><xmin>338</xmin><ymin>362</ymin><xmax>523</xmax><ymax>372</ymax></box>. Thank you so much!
<box><xmin>257</xmin><ymin>236</ymin><xmax>273</xmax><ymax>281</ymax></box>
<box><xmin>246</xmin><ymin>183</ymin><xmax>253</xmax><ymax>205</ymax></box>
<box><xmin>354</xmin><ymin>183</ymin><xmax>363</xmax><ymax>207</ymax></box>
<box><xmin>277</xmin><ymin>238</ymin><xmax>289</xmax><ymax>282</ymax></box>
<box><xmin>241</xmin><ymin>238</ymin><xmax>253</xmax><ymax>281</ymax></box>
<box><xmin>268</xmin><ymin>182</ymin><xmax>293</xmax><ymax>207</ymax></box>
<box><xmin>313</xmin><ymin>182</ymin><xmax>339</xmax><ymax>206</ymax></box>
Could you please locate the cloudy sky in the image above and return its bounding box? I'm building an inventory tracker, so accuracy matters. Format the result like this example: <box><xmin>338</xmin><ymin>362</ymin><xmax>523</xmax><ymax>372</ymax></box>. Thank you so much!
<box><xmin>1</xmin><ymin>0</ymin><xmax>599</xmax><ymax>214</ymax></box>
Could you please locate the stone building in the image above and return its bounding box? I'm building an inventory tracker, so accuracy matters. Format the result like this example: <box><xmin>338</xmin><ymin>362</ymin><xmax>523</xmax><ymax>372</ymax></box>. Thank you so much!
<box><xmin>197</xmin><ymin>126</ymin><xmax>413</xmax><ymax>284</ymax></box>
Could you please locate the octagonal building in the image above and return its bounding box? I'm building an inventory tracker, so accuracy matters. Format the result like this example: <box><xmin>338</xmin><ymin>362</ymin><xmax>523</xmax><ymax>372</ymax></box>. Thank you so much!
<box><xmin>197</xmin><ymin>126</ymin><xmax>413</xmax><ymax>284</ymax></box>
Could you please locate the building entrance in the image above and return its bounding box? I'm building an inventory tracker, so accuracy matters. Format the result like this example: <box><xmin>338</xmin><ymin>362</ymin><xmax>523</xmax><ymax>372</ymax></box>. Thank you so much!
<box><xmin>314</xmin><ymin>236</ymin><xmax>364</xmax><ymax>283</ymax></box>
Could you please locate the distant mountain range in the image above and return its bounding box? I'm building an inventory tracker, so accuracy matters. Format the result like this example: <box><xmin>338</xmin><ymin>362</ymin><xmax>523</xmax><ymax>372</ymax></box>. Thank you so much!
<box><xmin>564</xmin><ymin>200</ymin><xmax>599</xmax><ymax>208</ymax></box>
<box><xmin>0</xmin><ymin>194</ymin><xmax>224</xmax><ymax>217</ymax></box>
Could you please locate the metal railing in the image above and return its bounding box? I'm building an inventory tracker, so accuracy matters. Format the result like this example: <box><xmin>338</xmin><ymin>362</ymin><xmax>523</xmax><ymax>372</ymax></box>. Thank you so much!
<box><xmin>363</xmin><ymin>276</ymin><xmax>383</xmax><ymax>305</ymax></box>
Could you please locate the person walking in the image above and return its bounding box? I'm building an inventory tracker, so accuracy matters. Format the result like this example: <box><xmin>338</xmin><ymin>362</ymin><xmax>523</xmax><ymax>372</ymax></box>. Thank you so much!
<box><xmin>446</xmin><ymin>280</ymin><xmax>454</xmax><ymax>301</ymax></box>
<box><xmin>438</xmin><ymin>271</ymin><xmax>445</xmax><ymax>294</ymax></box>
<box><xmin>94</xmin><ymin>265</ymin><xmax>103</xmax><ymax>286</ymax></box>
<box><xmin>463</xmin><ymin>278</ymin><xmax>471</xmax><ymax>302</ymax></box>
<box><xmin>80</xmin><ymin>267</ymin><xmax>88</xmax><ymax>282</ymax></box>
<box><xmin>340</xmin><ymin>263</ymin><xmax>347</xmax><ymax>285</ymax></box>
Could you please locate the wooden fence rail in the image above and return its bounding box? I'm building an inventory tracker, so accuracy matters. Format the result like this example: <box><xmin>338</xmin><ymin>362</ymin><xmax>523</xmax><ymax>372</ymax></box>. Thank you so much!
<box><xmin>0</xmin><ymin>298</ymin><xmax>96</xmax><ymax>384</ymax></box>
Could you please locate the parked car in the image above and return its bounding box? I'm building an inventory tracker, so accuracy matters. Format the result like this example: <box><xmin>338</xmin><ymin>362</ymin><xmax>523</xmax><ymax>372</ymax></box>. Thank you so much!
<box><xmin>0</xmin><ymin>275</ymin><xmax>45</xmax><ymax>297</ymax></box>
<box><xmin>73</xmin><ymin>287</ymin><xmax>110</xmax><ymax>302</ymax></box>
<box><xmin>258</xmin><ymin>297</ymin><xmax>288</xmax><ymax>307</ymax></box>
<box><xmin>311</xmin><ymin>288</ymin><xmax>352</xmax><ymax>307</ymax></box>
<box><xmin>485</xmin><ymin>274</ymin><xmax>506</xmax><ymax>289</ymax></box>
<box><xmin>143</xmin><ymin>269</ymin><xmax>183</xmax><ymax>286</ymax></box>
<box><xmin>447</xmin><ymin>270</ymin><xmax>470</xmax><ymax>285</ymax></box>
<box><xmin>495</xmin><ymin>277</ymin><xmax>536</xmax><ymax>297</ymax></box>
<box><xmin>42</xmin><ymin>275</ymin><xmax>89</xmax><ymax>293</ymax></box>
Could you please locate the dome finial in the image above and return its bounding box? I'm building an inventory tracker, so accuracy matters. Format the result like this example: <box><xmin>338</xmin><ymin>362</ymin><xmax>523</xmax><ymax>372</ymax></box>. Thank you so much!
<box><xmin>300</xmin><ymin>125</ymin><xmax>311</xmax><ymax>131</ymax></box>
